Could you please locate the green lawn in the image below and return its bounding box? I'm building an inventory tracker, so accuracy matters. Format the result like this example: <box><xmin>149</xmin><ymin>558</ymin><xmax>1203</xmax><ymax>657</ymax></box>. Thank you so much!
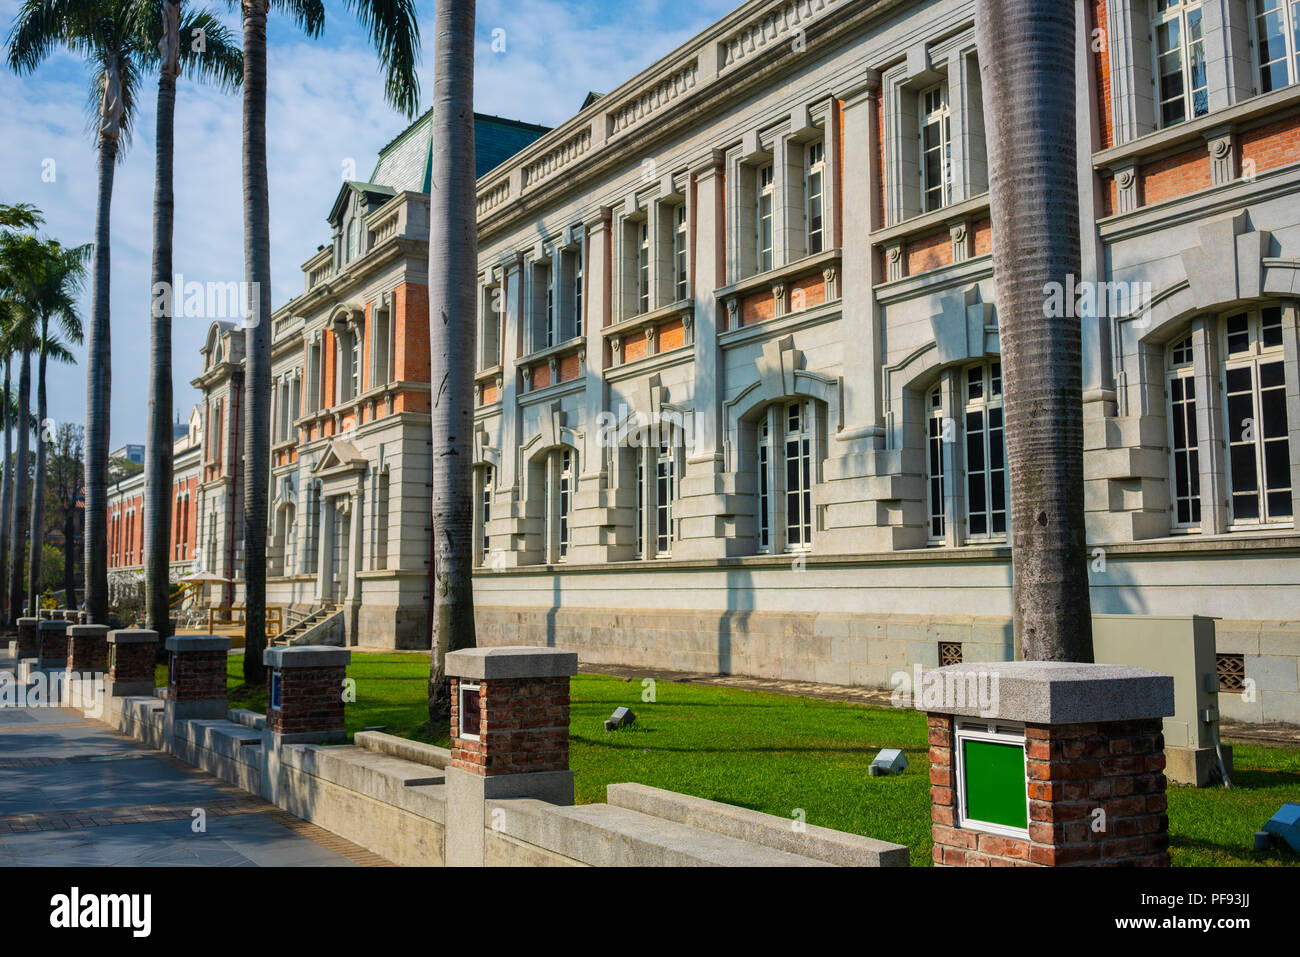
<box><xmin>161</xmin><ymin>653</ymin><xmax>1299</xmax><ymax>867</ymax></box>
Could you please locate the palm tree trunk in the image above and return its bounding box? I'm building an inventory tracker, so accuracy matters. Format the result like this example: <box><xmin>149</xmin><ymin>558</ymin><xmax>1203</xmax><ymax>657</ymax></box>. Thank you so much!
<box><xmin>8</xmin><ymin>345</ymin><xmax>31</xmax><ymax>618</ymax></box>
<box><xmin>426</xmin><ymin>0</ymin><xmax>479</xmax><ymax>722</ymax></box>
<box><xmin>976</xmin><ymin>0</ymin><xmax>1092</xmax><ymax>662</ymax></box>
<box><xmin>83</xmin><ymin>135</ymin><xmax>117</xmax><ymax>624</ymax></box>
<box><xmin>240</xmin><ymin>0</ymin><xmax>271</xmax><ymax>685</ymax></box>
<box><xmin>27</xmin><ymin>320</ymin><xmax>48</xmax><ymax>614</ymax></box>
<box><xmin>146</xmin><ymin>2</ymin><xmax>180</xmax><ymax>640</ymax></box>
<box><xmin>0</xmin><ymin>354</ymin><xmax>11</xmax><ymax>624</ymax></box>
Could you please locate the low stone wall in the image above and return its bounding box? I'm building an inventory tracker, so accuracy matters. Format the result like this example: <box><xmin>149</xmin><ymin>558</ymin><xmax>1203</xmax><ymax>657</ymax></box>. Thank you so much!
<box><xmin>474</xmin><ymin>605</ymin><xmax>1300</xmax><ymax>725</ymax></box>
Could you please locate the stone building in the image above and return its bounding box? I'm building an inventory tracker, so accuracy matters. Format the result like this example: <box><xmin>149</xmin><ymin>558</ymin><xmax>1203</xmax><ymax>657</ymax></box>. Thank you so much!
<box><xmin>143</xmin><ymin>0</ymin><xmax>1300</xmax><ymax>724</ymax></box>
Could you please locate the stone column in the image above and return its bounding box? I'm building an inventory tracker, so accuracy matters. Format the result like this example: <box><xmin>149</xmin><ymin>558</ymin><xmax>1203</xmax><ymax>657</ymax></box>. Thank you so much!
<box><xmin>263</xmin><ymin>645</ymin><xmax>350</xmax><ymax>743</ymax></box>
<box><xmin>106</xmin><ymin>629</ymin><xmax>159</xmax><ymax>697</ymax></box>
<box><xmin>164</xmin><ymin>634</ymin><xmax>230</xmax><ymax>720</ymax></box>
<box><xmin>37</xmin><ymin>620</ymin><xmax>69</xmax><ymax>671</ymax></box>
<box><xmin>927</xmin><ymin>662</ymin><xmax>1174</xmax><ymax>866</ymax></box>
<box><xmin>444</xmin><ymin>646</ymin><xmax>578</xmax><ymax>867</ymax></box>
<box><xmin>837</xmin><ymin>71</ymin><xmax>885</xmax><ymax>448</ymax></box>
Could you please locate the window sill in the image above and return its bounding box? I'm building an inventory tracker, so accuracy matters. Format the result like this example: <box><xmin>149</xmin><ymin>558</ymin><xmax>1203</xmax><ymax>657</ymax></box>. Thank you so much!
<box><xmin>714</xmin><ymin>247</ymin><xmax>841</xmax><ymax>302</ymax></box>
<box><xmin>870</xmin><ymin>194</ymin><xmax>990</xmax><ymax>247</ymax></box>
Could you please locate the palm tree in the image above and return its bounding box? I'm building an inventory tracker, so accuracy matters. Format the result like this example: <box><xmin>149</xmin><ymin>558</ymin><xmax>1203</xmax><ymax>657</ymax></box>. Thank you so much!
<box><xmin>975</xmin><ymin>0</ymin><xmax>1092</xmax><ymax>662</ymax></box>
<box><xmin>234</xmin><ymin>0</ymin><xmax>419</xmax><ymax>685</ymax></box>
<box><xmin>142</xmin><ymin>1</ymin><xmax>241</xmax><ymax>639</ymax></box>
<box><xmin>8</xmin><ymin>0</ymin><xmax>154</xmax><ymax>624</ymax></box>
<box><xmin>0</xmin><ymin>204</ymin><xmax>42</xmax><ymax>230</ymax></box>
<box><xmin>0</xmin><ymin>303</ymin><xmax>16</xmax><ymax>622</ymax></box>
<box><xmin>425</xmin><ymin>0</ymin><xmax>476</xmax><ymax>723</ymax></box>
<box><xmin>0</xmin><ymin>233</ymin><xmax>44</xmax><ymax>620</ymax></box>
<box><xmin>26</xmin><ymin>241</ymin><xmax>90</xmax><ymax>615</ymax></box>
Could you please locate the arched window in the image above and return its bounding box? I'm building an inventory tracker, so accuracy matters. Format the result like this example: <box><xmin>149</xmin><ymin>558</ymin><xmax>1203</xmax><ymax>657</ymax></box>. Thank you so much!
<box><xmin>755</xmin><ymin>398</ymin><xmax>822</xmax><ymax>553</ymax></box>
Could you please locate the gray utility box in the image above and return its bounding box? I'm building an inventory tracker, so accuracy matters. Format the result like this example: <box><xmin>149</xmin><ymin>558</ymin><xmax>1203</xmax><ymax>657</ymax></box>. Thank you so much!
<box><xmin>1092</xmin><ymin>614</ymin><xmax>1230</xmax><ymax>787</ymax></box>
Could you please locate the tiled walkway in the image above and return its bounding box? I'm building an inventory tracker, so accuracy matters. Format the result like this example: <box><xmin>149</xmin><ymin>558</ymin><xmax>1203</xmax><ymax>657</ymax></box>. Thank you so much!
<box><xmin>0</xmin><ymin>650</ymin><xmax>388</xmax><ymax>867</ymax></box>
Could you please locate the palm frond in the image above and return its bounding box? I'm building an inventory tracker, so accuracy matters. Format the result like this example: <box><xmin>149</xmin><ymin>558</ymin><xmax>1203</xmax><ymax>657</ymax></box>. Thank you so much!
<box><xmin>344</xmin><ymin>0</ymin><xmax>420</xmax><ymax>117</ymax></box>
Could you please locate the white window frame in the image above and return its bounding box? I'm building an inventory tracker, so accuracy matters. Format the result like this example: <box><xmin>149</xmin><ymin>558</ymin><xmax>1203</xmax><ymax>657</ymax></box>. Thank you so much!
<box><xmin>1221</xmin><ymin>306</ymin><xmax>1292</xmax><ymax>527</ymax></box>
<box><xmin>1249</xmin><ymin>0</ymin><xmax>1300</xmax><ymax>94</ymax></box>
<box><xmin>478</xmin><ymin>464</ymin><xmax>494</xmax><ymax>565</ymax></box>
<box><xmin>805</xmin><ymin>139</ymin><xmax>826</xmax><ymax>255</ymax></box>
<box><xmin>963</xmin><ymin>362</ymin><xmax>1008</xmax><ymax>541</ymax></box>
<box><xmin>757</xmin><ymin>416</ymin><xmax>772</xmax><ymax>553</ymax></box>
<box><xmin>756</xmin><ymin>162</ymin><xmax>775</xmax><ymax>273</ymax></box>
<box><xmin>954</xmin><ymin>719</ymin><xmax>1031</xmax><ymax>840</ymax></box>
<box><xmin>927</xmin><ymin>384</ymin><xmax>947</xmax><ymax>543</ymax></box>
<box><xmin>919</xmin><ymin>84</ymin><xmax>952</xmax><ymax>213</ymax></box>
<box><xmin>1151</xmin><ymin>0</ymin><xmax>1209</xmax><ymax>128</ymax></box>
<box><xmin>573</xmin><ymin>241</ymin><xmax>584</xmax><ymax>338</ymax></box>
<box><xmin>655</xmin><ymin>440</ymin><xmax>676</xmax><ymax>557</ymax></box>
<box><xmin>673</xmin><ymin>203</ymin><xmax>689</xmax><ymax>302</ymax></box>
<box><xmin>1166</xmin><ymin>335</ymin><xmax>1202</xmax><ymax>530</ymax></box>
<box><xmin>637</xmin><ymin>221</ymin><xmax>651</xmax><ymax>315</ymax></box>
<box><xmin>458</xmin><ymin>681</ymin><xmax>481</xmax><ymax>741</ymax></box>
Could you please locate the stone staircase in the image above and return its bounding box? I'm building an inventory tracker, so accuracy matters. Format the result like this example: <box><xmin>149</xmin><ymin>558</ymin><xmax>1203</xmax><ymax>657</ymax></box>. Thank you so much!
<box><xmin>272</xmin><ymin>605</ymin><xmax>342</xmax><ymax>647</ymax></box>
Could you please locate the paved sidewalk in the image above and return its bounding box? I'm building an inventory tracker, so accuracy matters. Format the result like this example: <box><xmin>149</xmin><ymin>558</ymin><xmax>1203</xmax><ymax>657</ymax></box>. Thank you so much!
<box><xmin>0</xmin><ymin>650</ymin><xmax>388</xmax><ymax>867</ymax></box>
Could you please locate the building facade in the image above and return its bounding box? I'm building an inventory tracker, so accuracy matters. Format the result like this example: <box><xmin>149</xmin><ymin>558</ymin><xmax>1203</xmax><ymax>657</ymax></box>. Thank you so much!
<box><xmin>133</xmin><ymin>0</ymin><xmax>1300</xmax><ymax>725</ymax></box>
<box><xmin>106</xmin><ymin>407</ymin><xmax>203</xmax><ymax>601</ymax></box>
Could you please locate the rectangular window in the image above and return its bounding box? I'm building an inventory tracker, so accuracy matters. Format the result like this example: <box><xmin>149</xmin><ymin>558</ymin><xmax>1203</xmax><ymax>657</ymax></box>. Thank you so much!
<box><xmin>784</xmin><ymin>401</ymin><xmax>813</xmax><ymax>550</ymax></box>
<box><xmin>480</xmin><ymin>465</ymin><xmax>493</xmax><ymax>564</ymax></box>
<box><xmin>965</xmin><ymin>363</ymin><xmax>1007</xmax><ymax>539</ymax></box>
<box><xmin>757</xmin><ymin>418</ymin><xmax>771</xmax><ymax>553</ymax></box>
<box><xmin>458</xmin><ymin>682</ymin><xmax>481</xmax><ymax>740</ymax></box>
<box><xmin>637</xmin><ymin>221</ymin><xmax>651</xmax><ymax>315</ymax></box>
<box><xmin>757</xmin><ymin>163</ymin><xmax>774</xmax><ymax>273</ymax></box>
<box><xmin>350</xmin><ymin>331</ymin><xmax>361</xmax><ymax>399</ymax></box>
<box><xmin>1224</xmin><ymin>307</ymin><xmax>1292</xmax><ymax>525</ymax></box>
<box><xmin>674</xmin><ymin>204</ymin><xmax>689</xmax><ymax>302</ymax></box>
<box><xmin>1153</xmin><ymin>0</ymin><xmax>1209</xmax><ymax>127</ymax></box>
<box><xmin>927</xmin><ymin>386</ymin><xmax>947</xmax><ymax>541</ymax></box>
<box><xmin>1252</xmin><ymin>0</ymin><xmax>1300</xmax><ymax>93</ymax></box>
<box><xmin>545</xmin><ymin>263</ymin><xmax>556</xmax><ymax>346</ymax></box>
<box><xmin>806</xmin><ymin>140</ymin><xmax>825</xmax><ymax>255</ymax></box>
<box><xmin>573</xmin><ymin>243</ymin><xmax>584</xmax><ymax>337</ymax></box>
<box><xmin>635</xmin><ymin>453</ymin><xmax>645</xmax><ymax>559</ymax></box>
<box><xmin>1167</xmin><ymin>337</ymin><xmax>1201</xmax><ymax>528</ymax></box>
<box><xmin>920</xmin><ymin>85</ymin><xmax>952</xmax><ymax>213</ymax></box>
<box><xmin>559</xmin><ymin>449</ymin><xmax>572</xmax><ymax>560</ymax></box>
<box><xmin>656</xmin><ymin>442</ymin><xmax>675</xmax><ymax>555</ymax></box>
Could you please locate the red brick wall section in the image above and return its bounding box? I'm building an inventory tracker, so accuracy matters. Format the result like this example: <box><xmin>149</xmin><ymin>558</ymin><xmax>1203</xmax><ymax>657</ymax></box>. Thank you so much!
<box><xmin>67</xmin><ymin>633</ymin><xmax>107</xmax><ymax>673</ymax></box>
<box><xmin>789</xmin><ymin>273</ymin><xmax>826</xmax><ymax>312</ymax></box>
<box><xmin>741</xmin><ymin>290</ymin><xmax>775</xmax><ymax>326</ymax></box>
<box><xmin>16</xmin><ymin>619</ymin><xmax>38</xmax><ymax>659</ymax></box>
<box><xmin>38</xmin><ymin>627</ymin><xmax>68</xmax><ymax>662</ymax></box>
<box><xmin>907</xmin><ymin>230</ymin><xmax>952</xmax><ymax>275</ymax></box>
<box><xmin>449</xmin><ymin>675</ymin><xmax>571</xmax><ymax>776</ymax></box>
<box><xmin>929</xmin><ymin>714</ymin><xmax>1169</xmax><ymax>867</ymax></box>
<box><xmin>110</xmin><ymin>643</ymin><xmax>156</xmax><ymax>684</ymax></box>
<box><xmin>658</xmin><ymin>317</ymin><xmax>686</xmax><ymax>352</ymax></box>
<box><xmin>268</xmin><ymin>666</ymin><xmax>346</xmax><ymax>736</ymax></box>
<box><xmin>558</xmin><ymin>353</ymin><xmax>581</xmax><ymax>383</ymax></box>
<box><xmin>1092</xmin><ymin>0</ymin><xmax>1113</xmax><ymax>151</ymax></box>
<box><xmin>168</xmin><ymin>650</ymin><xmax>227</xmax><ymax>702</ymax></box>
<box><xmin>972</xmin><ymin>218</ymin><xmax>993</xmax><ymax>257</ymax></box>
<box><xmin>1238</xmin><ymin>115</ymin><xmax>1300</xmax><ymax>177</ymax></box>
<box><xmin>1141</xmin><ymin>147</ymin><xmax>1211</xmax><ymax>206</ymax></box>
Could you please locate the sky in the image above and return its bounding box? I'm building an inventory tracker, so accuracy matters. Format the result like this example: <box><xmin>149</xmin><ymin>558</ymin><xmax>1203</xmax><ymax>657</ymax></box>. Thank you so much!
<box><xmin>0</xmin><ymin>0</ymin><xmax>739</xmax><ymax>446</ymax></box>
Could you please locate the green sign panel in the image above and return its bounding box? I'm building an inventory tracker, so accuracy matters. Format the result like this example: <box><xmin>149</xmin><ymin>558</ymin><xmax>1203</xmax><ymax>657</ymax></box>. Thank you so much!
<box><xmin>962</xmin><ymin>739</ymin><xmax>1028</xmax><ymax>830</ymax></box>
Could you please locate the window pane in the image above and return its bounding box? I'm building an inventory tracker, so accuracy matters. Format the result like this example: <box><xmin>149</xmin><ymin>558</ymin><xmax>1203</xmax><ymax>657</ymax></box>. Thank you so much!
<box><xmin>1226</xmin><ymin>314</ymin><xmax>1249</xmax><ymax>354</ymax></box>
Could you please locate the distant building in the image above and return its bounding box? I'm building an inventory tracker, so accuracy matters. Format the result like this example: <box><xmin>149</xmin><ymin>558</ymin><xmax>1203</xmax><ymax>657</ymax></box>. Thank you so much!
<box><xmin>109</xmin><ymin>444</ymin><xmax>144</xmax><ymax>465</ymax></box>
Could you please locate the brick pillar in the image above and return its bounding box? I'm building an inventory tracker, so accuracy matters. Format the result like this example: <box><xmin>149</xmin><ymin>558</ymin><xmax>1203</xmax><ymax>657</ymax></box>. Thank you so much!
<box><xmin>15</xmin><ymin>617</ymin><xmax>39</xmax><ymax>660</ymax></box>
<box><xmin>38</xmin><ymin>609</ymin><xmax>53</xmax><ymax>621</ymax></box>
<box><xmin>36</xmin><ymin>620</ymin><xmax>69</xmax><ymax>670</ymax></box>
<box><xmin>164</xmin><ymin>635</ymin><xmax>230</xmax><ymax>719</ymax></box>
<box><xmin>106</xmin><ymin>629</ymin><xmax>159</xmax><ymax>697</ymax></box>
<box><xmin>927</xmin><ymin>662</ymin><xmax>1174</xmax><ymax>867</ymax></box>
<box><xmin>66</xmin><ymin>624</ymin><xmax>109</xmax><ymax>675</ymax></box>
<box><xmin>444</xmin><ymin>646</ymin><xmax>578</xmax><ymax>867</ymax></box>
<box><xmin>263</xmin><ymin>646</ymin><xmax>350</xmax><ymax>742</ymax></box>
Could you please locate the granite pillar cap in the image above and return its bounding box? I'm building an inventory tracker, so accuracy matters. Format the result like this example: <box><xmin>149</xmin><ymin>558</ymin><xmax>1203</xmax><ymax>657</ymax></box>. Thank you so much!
<box><xmin>263</xmin><ymin>645</ymin><xmax>351</xmax><ymax>669</ymax></box>
<box><xmin>108</xmin><ymin>629</ymin><xmax>161</xmax><ymax>645</ymax></box>
<box><xmin>445</xmin><ymin>646</ymin><xmax>578</xmax><ymax>681</ymax></box>
<box><xmin>68</xmin><ymin>624</ymin><xmax>109</xmax><ymax>638</ymax></box>
<box><xmin>37</xmin><ymin>619</ymin><xmax>69</xmax><ymax>631</ymax></box>
<box><xmin>16</xmin><ymin>617</ymin><xmax>37</xmax><ymax>625</ymax></box>
<box><xmin>922</xmin><ymin>661</ymin><xmax>1174</xmax><ymax>724</ymax></box>
<box><xmin>165</xmin><ymin>634</ymin><xmax>231</xmax><ymax>652</ymax></box>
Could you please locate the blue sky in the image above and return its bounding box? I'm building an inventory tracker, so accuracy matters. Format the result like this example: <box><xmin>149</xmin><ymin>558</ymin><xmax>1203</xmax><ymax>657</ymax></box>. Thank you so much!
<box><xmin>0</xmin><ymin>0</ymin><xmax>739</xmax><ymax>445</ymax></box>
